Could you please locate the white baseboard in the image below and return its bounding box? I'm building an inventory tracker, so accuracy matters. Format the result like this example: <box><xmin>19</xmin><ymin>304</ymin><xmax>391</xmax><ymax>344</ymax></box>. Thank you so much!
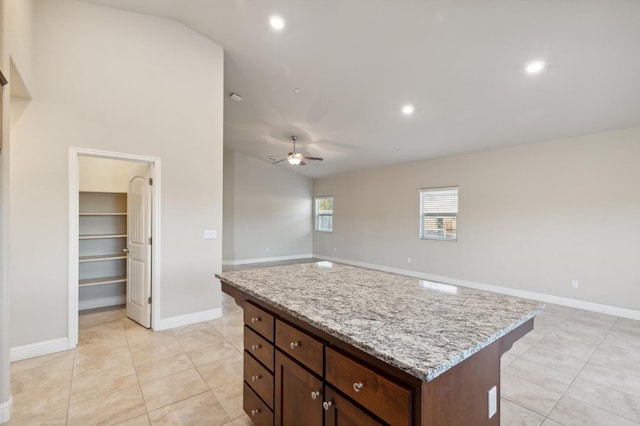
<box><xmin>0</xmin><ymin>396</ymin><xmax>12</xmax><ymax>423</ymax></box>
<box><xmin>10</xmin><ymin>337</ymin><xmax>70</xmax><ymax>362</ymax></box>
<box><xmin>223</xmin><ymin>254</ymin><xmax>313</xmax><ymax>266</ymax></box>
<box><xmin>79</xmin><ymin>295</ymin><xmax>126</xmax><ymax>311</ymax></box>
<box><xmin>315</xmin><ymin>255</ymin><xmax>640</xmax><ymax>321</ymax></box>
<box><xmin>155</xmin><ymin>308</ymin><xmax>222</xmax><ymax>331</ymax></box>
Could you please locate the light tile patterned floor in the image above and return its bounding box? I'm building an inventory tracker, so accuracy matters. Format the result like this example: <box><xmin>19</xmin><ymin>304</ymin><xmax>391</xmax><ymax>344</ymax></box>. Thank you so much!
<box><xmin>7</xmin><ymin>262</ymin><xmax>640</xmax><ymax>425</ymax></box>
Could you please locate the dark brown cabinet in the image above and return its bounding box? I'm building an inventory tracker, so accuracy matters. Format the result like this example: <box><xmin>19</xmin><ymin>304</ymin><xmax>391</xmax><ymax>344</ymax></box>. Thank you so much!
<box><xmin>241</xmin><ymin>301</ymin><xmax>400</xmax><ymax>426</ymax></box>
<box><xmin>275</xmin><ymin>350</ymin><xmax>324</xmax><ymax>426</ymax></box>
<box><xmin>243</xmin><ymin>302</ymin><xmax>276</xmax><ymax>425</ymax></box>
<box><xmin>323</xmin><ymin>386</ymin><xmax>384</xmax><ymax>426</ymax></box>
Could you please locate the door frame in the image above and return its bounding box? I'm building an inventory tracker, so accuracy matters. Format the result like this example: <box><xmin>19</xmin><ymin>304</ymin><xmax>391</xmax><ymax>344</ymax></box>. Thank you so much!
<box><xmin>68</xmin><ymin>147</ymin><xmax>162</xmax><ymax>348</ymax></box>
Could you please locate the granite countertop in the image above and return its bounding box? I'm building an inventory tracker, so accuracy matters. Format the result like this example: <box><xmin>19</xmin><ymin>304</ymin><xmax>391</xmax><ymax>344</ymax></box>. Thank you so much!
<box><xmin>216</xmin><ymin>261</ymin><xmax>544</xmax><ymax>382</ymax></box>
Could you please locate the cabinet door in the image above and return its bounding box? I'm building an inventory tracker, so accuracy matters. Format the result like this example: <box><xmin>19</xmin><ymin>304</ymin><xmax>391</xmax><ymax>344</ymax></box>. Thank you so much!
<box><xmin>275</xmin><ymin>350</ymin><xmax>323</xmax><ymax>426</ymax></box>
<box><xmin>324</xmin><ymin>386</ymin><xmax>385</xmax><ymax>426</ymax></box>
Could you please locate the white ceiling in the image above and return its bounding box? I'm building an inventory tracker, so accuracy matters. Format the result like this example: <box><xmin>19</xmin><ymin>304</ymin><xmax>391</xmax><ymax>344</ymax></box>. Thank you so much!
<box><xmin>81</xmin><ymin>0</ymin><xmax>640</xmax><ymax>178</ymax></box>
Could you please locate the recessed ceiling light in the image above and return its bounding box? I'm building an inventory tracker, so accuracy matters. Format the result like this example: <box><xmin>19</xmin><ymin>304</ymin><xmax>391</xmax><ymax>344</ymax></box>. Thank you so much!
<box><xmin>293</xmin><ymin>88</ymin><xmax>301</xmax><ymax>93</ymax></box>
<box><xmin>269</xmin><ymin>15</ymin><xmax>285</xmax><ymax>31</ymax></box>
<box><xmin>402</xmin><ymin>104</ymin><xmax>415</xmax><ymax>115</ymax></box>
<box><xmin>525</xmin><ymin>60</ymin><xmax>546</xmax><ymax>74</ymax></box>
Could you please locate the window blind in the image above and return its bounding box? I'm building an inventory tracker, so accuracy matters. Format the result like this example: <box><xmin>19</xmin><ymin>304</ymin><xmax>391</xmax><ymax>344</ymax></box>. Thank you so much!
<box><xmin>420</xmin><ymin>187</ymin><xmax>458</xmax><ymax>241</ymax></box>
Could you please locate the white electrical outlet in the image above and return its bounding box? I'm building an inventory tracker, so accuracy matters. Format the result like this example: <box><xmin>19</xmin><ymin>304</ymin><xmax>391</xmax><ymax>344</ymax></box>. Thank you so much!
<box><xmin>488</xmin><ymin>386</ymin><xmax>497</xmax><ymax>419</ymax></box>
<box><xmin>572</xmin><ymin>280</ymin><xmax>579</xmax><ymax>289</ymax></box>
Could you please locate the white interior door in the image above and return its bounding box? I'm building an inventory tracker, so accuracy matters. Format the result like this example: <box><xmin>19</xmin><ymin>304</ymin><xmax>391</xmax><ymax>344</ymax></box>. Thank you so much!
<box><xmin>126</xmin><ymin>164</ymin><xmax>152</xmax><ymax>327</ymax></box>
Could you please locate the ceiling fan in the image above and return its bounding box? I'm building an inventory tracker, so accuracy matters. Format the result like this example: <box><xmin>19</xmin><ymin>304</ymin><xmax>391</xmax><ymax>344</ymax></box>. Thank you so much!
<box><xmin>271</xmin><ymin>136</ymin><xmax>323</xmax><ymax>166</ymax></box>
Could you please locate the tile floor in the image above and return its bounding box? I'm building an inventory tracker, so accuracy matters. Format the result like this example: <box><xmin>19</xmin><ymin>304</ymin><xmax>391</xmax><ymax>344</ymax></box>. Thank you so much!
<box><xmin>6</xmin><ymin>263</ymin><xmax>640</xmax><ymax>425</ymax></box>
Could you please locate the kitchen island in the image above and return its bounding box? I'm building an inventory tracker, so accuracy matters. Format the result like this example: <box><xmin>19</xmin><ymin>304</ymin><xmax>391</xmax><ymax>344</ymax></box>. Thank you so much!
<box><xmin>217</xmin><ymin>261</ymin><xmax>544</xmax><ymax>425</ymax></box>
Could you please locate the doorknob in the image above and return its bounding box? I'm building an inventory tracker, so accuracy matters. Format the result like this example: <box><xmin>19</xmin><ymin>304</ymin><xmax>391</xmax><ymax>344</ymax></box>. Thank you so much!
<box><xmin>123</xmin><ymin>248</ymin><xmax>130</xmax><ymax>254</ymax></box>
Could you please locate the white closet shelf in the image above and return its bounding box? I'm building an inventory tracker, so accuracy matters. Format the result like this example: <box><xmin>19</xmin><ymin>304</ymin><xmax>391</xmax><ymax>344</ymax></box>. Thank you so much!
<box><xmin>80</xmin><ymin>212</ymin><xmax>127</xmax><ymax>216</ymax></box>
<box><xmin>79</xmin><ymin>276</ymin><xmax>126</xmax><ymax>287</ymax></box>
<box><xmin>79</xmin><ymin>254</ymin><xmax>127</xmax><ymax>263</ymax></box>
<box><xmin>79</xmin><ymin>234</ymin><xmax>127</xmax><ymax>240</ymax></box>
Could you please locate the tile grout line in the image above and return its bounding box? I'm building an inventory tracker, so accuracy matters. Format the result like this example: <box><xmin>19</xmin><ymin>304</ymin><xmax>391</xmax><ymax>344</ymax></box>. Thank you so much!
<box><xmin>123</xmin><ymin>317</ymin><xmax>153</xmax><ymax>425</ymax></box>
<box><xmin>541</xmin><ymin>311</ymin><xmax>619</xmax><ymax>424</ymax></box>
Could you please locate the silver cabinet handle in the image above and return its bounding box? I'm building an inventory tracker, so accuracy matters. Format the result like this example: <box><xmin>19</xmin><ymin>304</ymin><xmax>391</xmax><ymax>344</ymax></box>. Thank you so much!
<box><xmin>250</xmin><ymin>408</ymin><xmax>260</xmax><ymax>416</ymax></box>
<box><xmin>353</xmin><ymin>382</ymin><xmax>364</xmax><ymax>392</ymax></box>
<box><xmin>323</xmin><ymin>401</ymin><xmax>333</xmax><ymax>411</ymax></box>
<box><xmin>123</xmin><ymin>248</ymin><xmax>130</xmax><ymax>253</ymax></box>
<box><xmin>290</xmin><ymin>341</ymin><xmax>299</xmax><ymax>349</ymax></box>
<box><xmin>311</xmin><ymin>391</ymin><xmax>321</xmax><ymax>400</ymax></box>
<box><xmin>251</xmin><ymin>375</ymin><xmax>261</xmax><ymax>382</ymax></box>
<box><xmin>251</xmin><ymin>317</ymin><xmax>260</xmax><ymax>323</ymax></box>
<box><xmin>251</xmin><ymin>344</ymin><xmax>261</xmax><ymax>351</ymax></box>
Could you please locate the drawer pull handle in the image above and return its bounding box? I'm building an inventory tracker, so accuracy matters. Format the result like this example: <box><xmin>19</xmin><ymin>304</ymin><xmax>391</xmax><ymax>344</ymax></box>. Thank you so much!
<box><xmin>290</xmin><ymin>341</ymin><xmax>299</xmax><ymax>350</ymax></box>
<box><xmin>353</xmin><ymin>382</ymin><xmax>364</xmax><ymax>392</ymax></box>
<box><xmin>311</xmin><ymin>391</ymin><xmax>321</xmax><ymax>400</ymax></box>
<box><xmin>250</xmin><ymin>408</ymin><xmax>260</xmax><ymax>416</ymax></box>
<box><xmin>322</xmin><ymin>401</ymin><xmax>333</xmax><ymax>411</ymax></box>
<box><xmin>250</xmin><ymin>317</ymin><xmax>261</xmax><ymax>324</ymax></box>
<box><xmin>251</xmin><ymin>344</ymin><xmax>261</xmax><ymax>351</ymax></box>
<box><xmin>251</xmin><ymin>374</ymin><xmax>261</xmax><ymax>382</ymax></box>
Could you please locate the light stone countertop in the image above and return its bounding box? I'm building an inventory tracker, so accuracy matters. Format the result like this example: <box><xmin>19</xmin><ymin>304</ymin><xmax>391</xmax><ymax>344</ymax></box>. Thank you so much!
<box><xmin>217</xmin><ymin>261</ymin><xmax>544</xmax><ymax>382</ymax></box>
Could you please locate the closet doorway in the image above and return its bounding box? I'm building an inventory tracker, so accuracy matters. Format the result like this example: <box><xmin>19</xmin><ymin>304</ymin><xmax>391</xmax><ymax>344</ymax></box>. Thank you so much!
<box><xmin>68</xmin><ymin>148</ymin><xmax>161</xmax><ymax>348</ymax></box>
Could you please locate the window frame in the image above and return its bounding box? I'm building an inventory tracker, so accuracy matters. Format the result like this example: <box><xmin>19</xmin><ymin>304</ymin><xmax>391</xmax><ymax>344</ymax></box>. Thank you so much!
<box><xmin>314</xmin><ymin>196</ymin><xmax>333</xmax><ymax>233</ymax></box>
<box><xmin>419</xmin><ymin>186</ymin><xmax>459</xmax><ymax>242</ymax></box>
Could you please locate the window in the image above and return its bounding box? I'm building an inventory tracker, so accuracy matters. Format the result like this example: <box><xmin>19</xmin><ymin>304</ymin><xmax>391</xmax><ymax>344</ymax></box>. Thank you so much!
<box><xmin>420</xmin><ymin>187</ymin><xmax>458</xmax><ymax>241</ymax></box>
<box><xmin>315</xmin><ymin>196</ymin><xmax>333</xmax><ymax>232</ymax></box>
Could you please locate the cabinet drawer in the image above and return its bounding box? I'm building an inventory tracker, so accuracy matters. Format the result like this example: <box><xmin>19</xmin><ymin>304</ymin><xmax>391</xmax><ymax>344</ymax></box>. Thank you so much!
<box><xmin>243</xmin><ymin>382</ymin><xmax>274</xmax><ymax>426</ymax></box>
<box><xmin>244</xmin><ymin>302</ymin><xmax>274</xmax><ymax>342</ymax></box>
<box><xmin>245</xmin><ymin>326</ymin><xmax>274</xmax><ymax>371</ymax></box>
<box><xmin>275</xmin><ymin>319</ymin><xmax>324</xmax><ymax>376</ymax></box>
<box><xmin>244</xmin><ymin>352</ymin><xmax>274</xmax><ymax>409</ymax></box>
<box><xmin>325</xmin><ymin>347</ymin><xmax>411</xmax><ymax>426</ymax></box>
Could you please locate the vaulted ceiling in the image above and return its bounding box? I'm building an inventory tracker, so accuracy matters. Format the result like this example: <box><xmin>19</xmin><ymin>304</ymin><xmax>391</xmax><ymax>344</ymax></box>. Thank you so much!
<box><xmin>81</xmin><ymin>0</ymin><xmax>640</xmax><ymax>178</ymax></box>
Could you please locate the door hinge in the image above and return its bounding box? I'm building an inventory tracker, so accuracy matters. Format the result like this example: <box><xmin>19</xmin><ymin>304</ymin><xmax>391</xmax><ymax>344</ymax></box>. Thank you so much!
<box><xmin>149</xmin><ymin>178</ymin><xmax>153</xmax><ymax>185</ymax></box>
<box><xmin>148</xmin><ymin>296</ymin><xmax>152</xmax><ymax>304</ymax></box>
<box><xmin>148</xmin><ymin>237</ymin><xmax>152</xmax><ymax>245</ymax></box>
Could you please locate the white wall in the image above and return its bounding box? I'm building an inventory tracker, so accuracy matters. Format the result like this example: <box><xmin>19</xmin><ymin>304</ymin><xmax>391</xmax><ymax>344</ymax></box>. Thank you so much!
<box><xmin>9</xmin><ymin>0</ymin><xmax>224</xmax><ymax>348</ymax></box>
<box><xmin>314</xmin><ymin>127</ymin><xmax>640</xmax><ymax>312</ymax></box>
<box><xmin>223</xmin><ymin>149</ymin><xmax>313</xmax><ymax>262</ymax></box>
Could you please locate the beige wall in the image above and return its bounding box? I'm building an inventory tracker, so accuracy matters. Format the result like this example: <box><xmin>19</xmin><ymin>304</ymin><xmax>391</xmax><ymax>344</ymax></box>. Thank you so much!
<box><xmin>9</xmin><ymin>0</ymin><xmax>224</xmax><ymax>347</ymax></box>
<box><xmin>1</xmin><ymin>0</ymin><xmax>34</xmax><ymax>416</ymax></box>
<box><xmin>314</xmin><ymin>127</ymin><xmax>640</xmax><ymax>311</ymax></box>
<box><xmin>223</xmin><ymin>149</ymin><xmax>313</xmax><ymax>262</ymax></box>
<box><xmin>79</xmin><ymin>157</ymin><xmax>138</xmax><ymax>193</ymax></box>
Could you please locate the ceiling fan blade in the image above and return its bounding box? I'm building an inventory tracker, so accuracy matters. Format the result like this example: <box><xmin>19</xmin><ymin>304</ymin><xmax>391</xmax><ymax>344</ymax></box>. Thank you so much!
<box><xmin>299</xmin><ymin>160</ymin><xmax>306</xmax><ymax>166</ymax></box>
<box><xmin>271</xmin><ymin>158</ymin><xmax>287</xmax><ymax>164</ymax></box>
<box><xmin>301</xmin><ymin>156</ymin><xmax>323</xmax><ymax>161</ymax></box>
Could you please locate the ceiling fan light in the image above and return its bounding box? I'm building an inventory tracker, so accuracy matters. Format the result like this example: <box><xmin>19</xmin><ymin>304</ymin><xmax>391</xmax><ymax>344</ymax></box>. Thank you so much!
<box><xmin>288</xmin><ymin>157</ymin><xmax>302</xmax><ymax>165</ymax></box>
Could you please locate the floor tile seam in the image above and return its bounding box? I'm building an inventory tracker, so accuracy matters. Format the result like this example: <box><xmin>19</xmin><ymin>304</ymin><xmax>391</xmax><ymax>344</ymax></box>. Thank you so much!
<box><xmin>144</xmin><ymin>388</ymin><xmax>211</xmax><ymax>413</ymax></box>
<box><xmin>516</xmin><ymin>321</ymin><xmax>584</xmax><ymax>373</ymax></box>
<box><xmin>500</xmin><ymin>395</ymin><xmax>550</xmax><ymax>418</ymax></box>
<box><xmin>583</xmin><ymin>357</ymin><xmax>640</xmax><ymax>381</ymax></box>
<box><xmin>543</xmin><ymin>326</ymin><xmax>611</xmax><ymax>421</ymax></box>
<box><xmin>501</xmin><ymin>365</ymin><xmax>572</xmax><ymax>395</ymax></box>
<box><xmin>574</xmin><ymin>377</ymin><xmax>639</xmax><ymax>423</ymax></box>
<box><xmin>64</xmin><ymin>349</ymin><xmax>78</xmax><ymax>425</ymax></box>
<box><xmin>123</xmin><ymin>326</ymin><xmax>152</xmax><ymax>425</ymax></box>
